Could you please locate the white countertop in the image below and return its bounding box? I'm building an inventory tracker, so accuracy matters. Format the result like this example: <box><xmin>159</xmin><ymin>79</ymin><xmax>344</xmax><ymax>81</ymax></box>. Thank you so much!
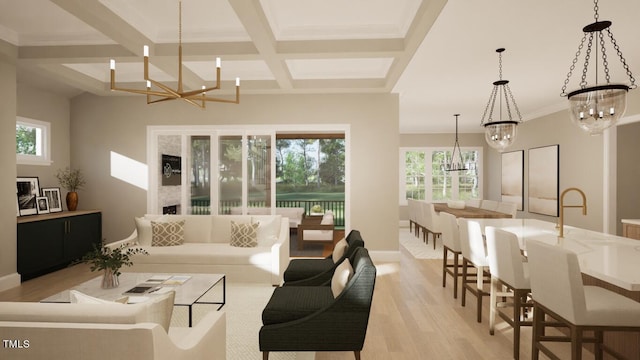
<box><xmin>469</xmin><ymin>218</ymin><xmax>640</xmax><ymax>292</ymax></box>
<box><xmin>621</xmin><ymin>219</ymin><xmax>640</xmax><ymax>226</ymax></box>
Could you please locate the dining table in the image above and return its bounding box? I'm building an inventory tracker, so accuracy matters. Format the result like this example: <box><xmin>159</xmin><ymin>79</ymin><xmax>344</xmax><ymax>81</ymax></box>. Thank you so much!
<box><xmin>433</xmin><ymin>203</ymin><xmax>511</xmax><ymax>219</ymax></box>
<box><xmin>468</xmin><ymin>218</ymin><xmax>640</xmax><ymax>359</ymax></box>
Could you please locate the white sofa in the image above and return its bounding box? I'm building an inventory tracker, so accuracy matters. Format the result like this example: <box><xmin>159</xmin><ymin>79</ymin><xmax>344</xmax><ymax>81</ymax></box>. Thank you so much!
<box><xmin>0</xmin><ymin>299</ymin><xmax>226</xmax><ymax>360</ymax></box>
<box><xmin>229</xmin><ymin>207</ymin><xmax>306</xmax><ymax>229</ymax></box>
<box><xmin>109</xmin><ymin>214</ymin><xmax>290</xmax><ymax>285</ymax></box>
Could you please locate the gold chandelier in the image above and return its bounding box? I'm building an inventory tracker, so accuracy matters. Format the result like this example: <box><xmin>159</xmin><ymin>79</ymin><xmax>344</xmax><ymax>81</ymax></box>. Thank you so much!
<box><xmin>109</xmin><ymin>0</ymin><xmax>239</xmax><ymax>109</ymax></box>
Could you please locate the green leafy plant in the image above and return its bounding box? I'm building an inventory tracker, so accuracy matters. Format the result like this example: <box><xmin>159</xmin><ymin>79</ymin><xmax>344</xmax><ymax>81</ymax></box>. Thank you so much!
<box><xmin>56</xmin><ymin>167</ymin><xmax>87</xmax><ymax>192</ymax></box>
<box><xmin>79</xmin><ymin>243</ymin><xmax>148</xmax><ymax>277</ymax></box>
<box><xmin>311</xmin><ymin>204</ymin><xmax>324</xmax><ymax>213</ymax></box>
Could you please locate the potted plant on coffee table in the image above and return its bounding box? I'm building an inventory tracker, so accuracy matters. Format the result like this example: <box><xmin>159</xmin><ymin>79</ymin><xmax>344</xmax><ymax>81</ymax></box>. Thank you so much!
<box><xmin>79</xmin><ymin>242</ymin><xmax>148</xmax><ymax>289</ymax></box>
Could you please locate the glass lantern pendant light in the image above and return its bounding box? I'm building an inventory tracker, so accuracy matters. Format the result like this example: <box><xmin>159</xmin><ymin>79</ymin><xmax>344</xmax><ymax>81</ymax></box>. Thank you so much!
<box><xmin>560</xmin><ymin>0</ymin><xmax>636</xmax><ymax>135</ymax></box>
<box><xmin>481</xmin><ymin>48</ymin><xmax>522</xmax><ymax>152</ymax></box>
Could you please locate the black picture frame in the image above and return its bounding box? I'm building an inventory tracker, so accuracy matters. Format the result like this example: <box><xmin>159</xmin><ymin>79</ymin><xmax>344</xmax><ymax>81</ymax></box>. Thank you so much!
<box><xmin>36</xmin><ymin>196</ymin><xmax>50</xmax><ymax>214</ymax></box>
<box><xmin>41</xmin><ymin>187</ymin><xmax>63</xmax><ymax>213</ymax></box>
<box><xmin>16</xmin><ymin>177</ymin><xmax>40</xmax><ymax>216</ymax></box>
<box><xmin>161</xmin><ymin>154</ymin><xmax>182</xmax><ymax>186</ymax></box>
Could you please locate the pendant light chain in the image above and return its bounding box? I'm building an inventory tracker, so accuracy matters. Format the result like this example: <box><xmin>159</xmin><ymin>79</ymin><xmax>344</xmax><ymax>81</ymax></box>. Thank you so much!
<box><xmin>561</xmin><ymin>0</ymin><xmax>636</xmax><ymax>96</ymax></box>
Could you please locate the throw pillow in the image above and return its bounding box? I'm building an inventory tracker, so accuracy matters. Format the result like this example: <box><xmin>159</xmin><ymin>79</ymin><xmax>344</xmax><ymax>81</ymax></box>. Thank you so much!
<box><xmin>254</xmin><ymin>216</ymin><xmax>279</xmax><ymax>246</ymax></box>
<box><xmin>230</xmin><ymin>221</ymin><xmax>259</xmax><ymax>247</ymax></box>
<box><xmin>332</xmin><ymin>237</ymin><xmax>348</xmax><ymax>263</ymax></box>
<box><xmin>69</xmin><ymin>290</ymin><xmax>128</xmax><ymax>304</ymax></box>
<box><xmin>151</xmin><ymin>220</ymin><xmax>185</xmax><ymax>247</ymax></box>
<box><xmin>331</xmin><ymin>259</ymin><xmax>353</xmax><ymax>298</ymax></box>
<box><xmin>135</xmin><ymin>215</ymin><xmax>168</xmax><ymax>246</ymax></box>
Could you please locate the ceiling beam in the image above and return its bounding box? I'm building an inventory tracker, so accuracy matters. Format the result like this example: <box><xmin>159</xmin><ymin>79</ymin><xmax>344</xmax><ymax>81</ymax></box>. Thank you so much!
<box><xmin>228</xmin><ymin>0</ymin><xmax>293</xmax><ymax>90</ymax></box>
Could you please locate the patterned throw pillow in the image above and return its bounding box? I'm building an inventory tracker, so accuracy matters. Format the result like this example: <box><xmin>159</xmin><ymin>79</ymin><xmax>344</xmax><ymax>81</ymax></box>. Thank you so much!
<box><xmin>230</xmin><ymin>221</ymin><xmax>259</xmax><ymax>247</ymax></box>
<box><xmin>151</xmin><ymin>220</ymin><xmax>185</xmax><ymax>247</ymax></box>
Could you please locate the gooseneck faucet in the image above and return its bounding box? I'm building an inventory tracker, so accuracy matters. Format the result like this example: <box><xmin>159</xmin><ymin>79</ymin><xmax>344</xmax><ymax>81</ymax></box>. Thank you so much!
<box><xmin>557</xmin><ymin>187</ymin><xmax>587</xmax><ymax>238</ymax></box>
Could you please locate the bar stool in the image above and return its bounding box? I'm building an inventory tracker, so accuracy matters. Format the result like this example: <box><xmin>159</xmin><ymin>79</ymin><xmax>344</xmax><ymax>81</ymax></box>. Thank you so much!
<box><xmin>441</xmin><ymin>212</ymin><xmax>463</xmax><ymax>298</ymax></box>
<box><xmin>459</xmin><ymin>218</ymin><xmax>491</xmax><ymax>323</ymax></box>
<box><xmin>485</xmin><ymin>227</ymin><xmax>532</xmax><ymax>360</ymax></box>
<box><xmin>527</xmin><ymin>240</ymin><xmax>640</xmax><ymax>360</ymax></box>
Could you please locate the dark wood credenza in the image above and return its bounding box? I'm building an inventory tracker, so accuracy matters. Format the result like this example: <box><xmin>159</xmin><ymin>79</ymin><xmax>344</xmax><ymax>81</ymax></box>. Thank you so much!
<box><xmin>17</xmin><ymin>210</ymin><xmax>102</xmax><ymax>281</ymax></box>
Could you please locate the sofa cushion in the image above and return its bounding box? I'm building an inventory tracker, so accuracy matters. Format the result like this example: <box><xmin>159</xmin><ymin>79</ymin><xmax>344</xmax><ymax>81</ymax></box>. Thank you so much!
<box><xmin>331</xmin><ymin>259</ymin><xmax>353</xmax><ymax>298</ymax></box>
<box><xmin>211</xmin><ymin>215</ymin><xmax>252</xmax><ymax>243</ymax></box>
<box><xmin>135</xmin><ymin>215</ymin><xmax>168</xmax><ymax>246</ymax></box>
<box><xmin>132</xmin><ymin>243</ymin><xmax>273</xmax><ymax>266</ymax></box>
<box><xmin>148</xmin><ymin>215</ymin><xmax>213</xmax><ymax>244</ymax></box>
<box><xmin>262</xmin><ymin>286</ymin><xmax>334</xmax><ymax>325</ymax></box>
<box><xmin>151</xmin><ymin>220</ymin><xmax>185</xmax><ymax>246</ymax></box>
<box><xmin>254</xmin><ymin>216</ymin><xmax>280</xmax><ymax>246</ymax></box>
<box><xmin>230</xmin><ymin>221</ymin><xmax>259</xmax><ymax>247</ymax></box>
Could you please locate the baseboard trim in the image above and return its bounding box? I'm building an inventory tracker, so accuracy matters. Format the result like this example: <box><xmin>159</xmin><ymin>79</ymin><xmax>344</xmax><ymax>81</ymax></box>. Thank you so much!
<box><xmin>369</xmin><ymin>250</ymin><xmax>400</xmax><ymax>262</ymax></box>
<box><xmin>0</xmin><ymin>272</ymin><xmax>21</xmax><ymax>292</ymax></box>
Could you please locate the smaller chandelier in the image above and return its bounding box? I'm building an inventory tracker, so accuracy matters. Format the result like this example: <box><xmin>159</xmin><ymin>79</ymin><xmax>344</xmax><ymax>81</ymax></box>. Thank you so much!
<box><xmin>481</xmin><ymin>48</ymin><xmax>522</xmax><ymax>152</ymax></box>
<box><xmin>561</xmin><ymin>0</ymin><xmax>636</xmax><ymax>135</ymax></box>
<box><xmin>109</xmin><ymin>0</ymin><xmax>239</xmax><ymax>109</ymax></box>
<box><xmin>444</xmin><ymin>114</ymin><xmax>469</xmax><ymax>172</ymax></box>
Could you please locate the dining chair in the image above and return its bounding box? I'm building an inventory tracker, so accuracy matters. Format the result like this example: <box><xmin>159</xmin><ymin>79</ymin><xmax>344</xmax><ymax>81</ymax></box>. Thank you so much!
<box><xmin>527</xmin><ymin>240</ymin><xmax>640</xmax><ymax>360</ymax></box>
<box><xmin>485</xmin><ymin>227</ymin><xmax>532</xmax><ymax>360</ymax></box>
<box><xmin>496</xmin><ymin>201</ymin><xmax>517</xmax><ymax>218</ymax></box>
<box><xmin>419</xmin><ymin>202</ymin><xmax>441</xmax><ymax>249</ymax></box>
<box><xmin>407</xmin><ymin>199</ymin><xmax>421</xmax><ymax>238</ymax></box>
<box><xmin>459</xmin><ymin>218</ymin><xmax>491</xmax><ymax>323</ymax></box>
<box><xmin>441</xmin><ymin>212</ymin><xmax>463</xmax><ymax>299</ymax></box>
<box><xmin>466</xmin><ymin>199</ymin><xmax>482</xmax><ymax>208</ymax></box>
<box><xmin>480</xmin><ymin>200</ymin><xmax>499</xmax><ymax>211</ymax></box>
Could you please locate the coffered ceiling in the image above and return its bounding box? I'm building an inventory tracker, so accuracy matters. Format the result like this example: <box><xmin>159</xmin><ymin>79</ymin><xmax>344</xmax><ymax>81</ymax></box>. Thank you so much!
<box><xmin>1</xmin><ymin>0</ymin><xmax>639</xmax><ymax>133</ymax></box>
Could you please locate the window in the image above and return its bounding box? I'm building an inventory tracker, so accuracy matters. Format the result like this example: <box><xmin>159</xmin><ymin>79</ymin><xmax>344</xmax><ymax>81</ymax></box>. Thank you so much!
<box><xmin>16</xmin><ymin>117</ymin><xmax>51</xmax><ymax>166</ymax></box>
<box><xmin>400</xmin><ymin>147</ymin><xmax>482</xmax><ymax>205</ymax></box>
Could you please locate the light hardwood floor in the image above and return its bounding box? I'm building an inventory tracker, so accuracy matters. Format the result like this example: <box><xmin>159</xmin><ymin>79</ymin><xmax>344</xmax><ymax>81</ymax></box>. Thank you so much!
<box><xmin>0</xmin><ymin>230</ymin><xmax>583</xmax><ymax>360</ymax></box>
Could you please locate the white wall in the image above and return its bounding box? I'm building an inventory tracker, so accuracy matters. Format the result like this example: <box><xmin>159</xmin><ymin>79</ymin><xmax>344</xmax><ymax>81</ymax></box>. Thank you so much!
<box><xmin>70</xmin><ymin>93</ymin><xmax>400</xmax><ymax>252</ymax></box>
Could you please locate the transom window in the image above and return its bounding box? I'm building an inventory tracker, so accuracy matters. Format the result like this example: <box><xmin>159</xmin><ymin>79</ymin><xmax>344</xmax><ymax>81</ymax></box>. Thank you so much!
<box><xmin>16</xmin><ymin>117</ymin><xmax>52</xmax><ymax>166</ymax></box>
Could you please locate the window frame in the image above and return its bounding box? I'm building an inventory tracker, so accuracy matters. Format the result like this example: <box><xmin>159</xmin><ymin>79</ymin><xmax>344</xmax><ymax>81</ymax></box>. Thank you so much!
<box><xmin>16</xmin><ymin>116</ymin><xmax>52</xmax><ymax>166</ymax></box>
<box><xmin>399</xmin><ymin>146</ymin><xmax>483</xmax><ymax>205</ymax></box>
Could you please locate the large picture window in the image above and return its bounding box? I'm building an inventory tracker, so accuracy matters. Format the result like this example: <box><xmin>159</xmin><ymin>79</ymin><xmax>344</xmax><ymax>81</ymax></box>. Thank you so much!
<box><xmin>400</xmin><ymin>147</ymin><xmax>482</xmax><ymax>205</ymax></box>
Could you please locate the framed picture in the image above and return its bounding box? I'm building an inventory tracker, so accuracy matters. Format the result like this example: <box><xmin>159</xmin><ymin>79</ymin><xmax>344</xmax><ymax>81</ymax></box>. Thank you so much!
<box><xmin>41</xmin><ymin>187</ymin><xmax>63</xmax><ymax>213</ymax></box>
<box><xmin>528</xmin><ymin>145</ymin><xmax>560</xmax><ymax>216</ymax></box>
<box><xmin>161</xmin><ymin>154</ymin><xmax>182</xmax><ymax>186</ymax></box>
<box><xmin>501</xmin><ymin>150</ymin><xmax>524</xmax><ymax>211</ymax></box>
<box><xmin>16</xmin><ymin>177</ymin><xmax>40</xmax><ymax>216</ymax></box>
<box><xmin>36</xmin><ymin>196</ymin><xmax>50</xmax><ymax>214</ymax></box>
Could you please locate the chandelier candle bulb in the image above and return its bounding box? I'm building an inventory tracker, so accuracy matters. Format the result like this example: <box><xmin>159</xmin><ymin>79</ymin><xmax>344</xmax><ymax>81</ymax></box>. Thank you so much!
<box><xmin>236</xmin><ymin>78</ymin><xmax>240</xmax><ymax>86</ymax></box>
<box><xmin>109</xmin><ymin>59</ymin><xmax>115</xmax><ymax>70</ymax></box>
<box><xmin>143</xmin><ymin>45</ymin><xmax>149</xmax><ymax>57</ymax></box>
<box><xmin>216</xmin><ymin>57</ymin><xmax>221</xmax><ymax>68</ymax></box>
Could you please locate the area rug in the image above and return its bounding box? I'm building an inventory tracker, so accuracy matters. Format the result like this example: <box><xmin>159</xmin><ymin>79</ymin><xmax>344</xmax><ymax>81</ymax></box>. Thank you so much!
<box><xmin>171</xmin><ymin>282</ymin><xmax>315</xmax><ymax>360</ymax></box>
<box><xmin>399</xmin><ymin>228</ymin><xmax>445</xmax><ymax>259</ymax></box>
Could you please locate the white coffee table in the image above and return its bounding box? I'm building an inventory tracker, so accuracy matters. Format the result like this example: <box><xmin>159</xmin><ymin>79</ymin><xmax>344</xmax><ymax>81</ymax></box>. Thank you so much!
<box><xmin>42</xmin><ymin>272</ymin><xmax>226</xmax><ymax>327</ymax></box>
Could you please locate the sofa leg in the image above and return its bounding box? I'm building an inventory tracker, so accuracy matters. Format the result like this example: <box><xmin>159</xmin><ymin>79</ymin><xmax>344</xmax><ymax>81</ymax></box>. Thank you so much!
<box><xmin>262</xmin><ymin>351</ymin><xmax>269</xmax><ymax>360</ymax></box>
<box><xmin>354</xmin><ymin>350</ymin><xmax>361</xmax><ymax>360</ymax></box>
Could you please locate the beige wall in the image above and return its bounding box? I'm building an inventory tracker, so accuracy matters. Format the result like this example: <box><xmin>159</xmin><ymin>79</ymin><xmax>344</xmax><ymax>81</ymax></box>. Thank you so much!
<box><xmin>616</xmin><ymin>121</ymin><xmax>640</xmax><ymax>234</ymax></box>
<box><xmin>70</xmin><ymin>93</ymin><xmax>400</xmax><ymax>252</ymax></box>
<box><xmin>0</xmin><ymin>40</ymin><xmax>18</xmax><ymax>289</ymax></box>
<box><xmin>16</xmin><ymin>84</ymin><xmax>71</xmax><ymax>192</ymax></box>
<box><xmin>485</xmin><ymin>110</ymin><xmax>604</xmax><ymax>231</ymax></box>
